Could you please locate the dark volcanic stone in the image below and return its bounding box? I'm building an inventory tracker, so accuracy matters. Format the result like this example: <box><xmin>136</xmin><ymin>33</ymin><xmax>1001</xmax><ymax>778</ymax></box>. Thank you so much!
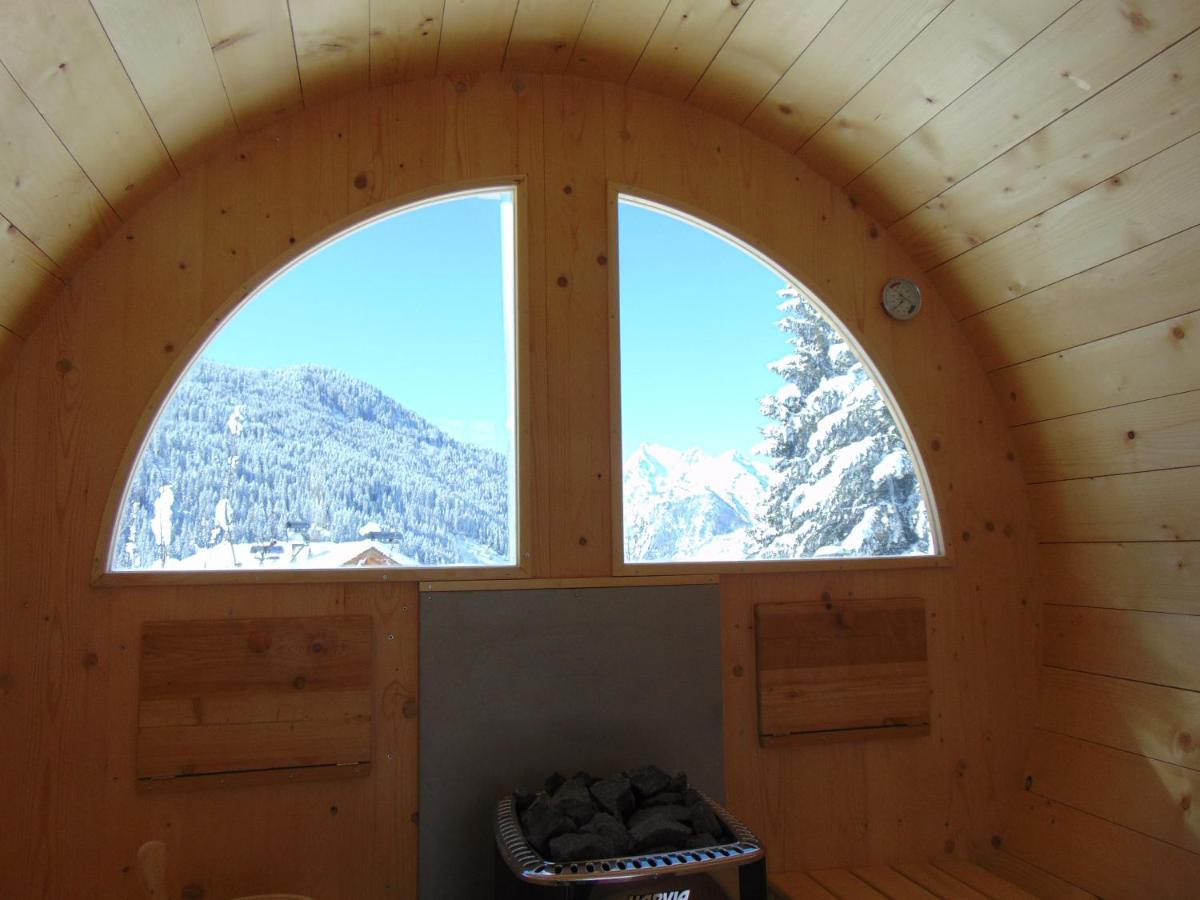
<box><xmin>684</xmin><ymin>832</ymin><xmax>719</xmax><ymax>850</ymax></box>
<box><xmin>548</xmin><ymin>831</ymin><xmax>614</xmax><ymax>862</ymax></box>
<box><xmin>571</xmin><ymin>770</ymin><xmax>596</xmax><ymax>787</ymax></box>
<box><xmin>589</xmin><ymin>775</ymin><xmax>635</xmax><ymax>819</ymax></box>
<box><xmin>551</xmin><ymin>779</ymin><xmax>597</xmax><ymax>826</ymax></box>
<box><xmin>667</xmin><ymin>771</ymin><xmax>688</xmax><ymax>794</ymax></box>
<box><xmin>681</xmin><ymin>788</ymin><xmax>703</xmax><ymax>807</ymax></box>
<box><xmin>581</xmin><ymin>812</ymin><xmax>631</xmax><ymax>856</ymax></box>
<box><xmin>512</xmin><ymin>790</ymin><xmax>535</xmax><ymax>813</ymax></box>
<box><xmin>629</xmin><ymin>815</ymin><xmax>692</xmax><ymax>853</ymax></box>
<box><xmin>544</xmin><ymin>772</ymin><xmax>566</xmax><ymax>795</ymax></box>
<box><xmin>628</xmin><ymin>764</ymin><xmax>672</xmax><ymax>800</ymax></box>
<box><xmin>520</xmin><ymin>796</ymin><xmax>575</xmax><ymax>854</ymax></box>
<box><xmin>689</xmin><ymin>801</ymin><xmax>721</xmax><ymax>839</ymax></box>
<box><xmin>642</xmin><ymin>791</ymin><xmax>683</xmax><ymax>808</ymax></box>
<box><xmin>629</xmin><ymin>805</ymin><xmax>692</xmax><ymax>830</ymax></box>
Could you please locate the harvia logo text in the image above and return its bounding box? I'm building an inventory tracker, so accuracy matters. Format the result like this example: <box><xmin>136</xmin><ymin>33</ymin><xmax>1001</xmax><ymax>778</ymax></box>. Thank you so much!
<box><xmin>626</xmin><ymin>892</ymin><xmax>690</xmax><ymax>900</ymax></box>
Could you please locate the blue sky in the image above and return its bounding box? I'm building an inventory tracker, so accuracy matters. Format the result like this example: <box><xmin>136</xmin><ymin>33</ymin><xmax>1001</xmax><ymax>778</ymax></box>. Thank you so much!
<box><xmin>199</xmin><ymin>191</ymin><xmax>795</xmax><ymax>459</ymax></box>
<box><xmin>618</xmin><ymin>199</ymin><xmax>789</xmax><ymax>457</ymax></box>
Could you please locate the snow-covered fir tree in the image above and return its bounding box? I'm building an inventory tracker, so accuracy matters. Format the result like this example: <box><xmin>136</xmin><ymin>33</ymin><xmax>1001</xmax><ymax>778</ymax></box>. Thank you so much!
<box><xmin>746</xmin><ymin>286</ymin><xmax>930</xmax><ymax>558</ymax></box>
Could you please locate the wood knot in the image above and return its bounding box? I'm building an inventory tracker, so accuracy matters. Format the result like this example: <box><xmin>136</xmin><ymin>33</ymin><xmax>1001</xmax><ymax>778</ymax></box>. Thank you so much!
<box><xmin>1181</xmin><ymin>795</ymin><xmax>1191</xmax><ymax>811</ymax></box>
<box><xmin>82</xmin><ymin>652</ymin><xmax>99</xmax><ymax>670</ymax></box>
<box><xmin>1127</xmin><ymin>430</ymin><xmax>1136</xmax><ymax>440</ymax></box>
<box><xmin>293</xmin><ymin>675</ymin><xmax>307</xmax><ymax>690</ymax></box>
<box><xmin>402</xmin><ymin>698</ymin><xmax>418</xmax><ymax>719</ymax></box>
<box><xmin>163</xmin><ymin>343</ymin><xmax>174</xmax><ymax>353</ymax></box>
<box><xmin>944</xmin><ymin>839</ymin><xmax>955</xmax><ymax>854</ymax></box>
<box><xmin>353</xmin><ymin>172</ymin><xmax>369</xmax><ymax>190</ymax></box>
<box><xmin>562</xmin><ymin>184</ymin><xmax>573</xmax><ymax>195</ymax></box>
<box><xmin>246</xmin><ymin>631</ymin><xmax>272</xmax><ymax>653</ymax></box>
<box><xmin>182</xmin><ymin>885</ymin><xmax>205</xmax><ymax>900</ymax></box>
<box><xmin>731</xmin><ymin>664</ymin><xmax>744</xmax><ymax>678</ymax></box>
<box><xmin>777</xmin><ymin>104</ymin><xmax>793</xmax><ymax>115</ymax></box>
<box><xmin>1179</xmin><ymin>732</ymin><xmax>1193</xmax><ymax>752</ymax></box>
<box><xmin>557</xmin><ymin>274</ymin><xmax>569</xmax><ymax>287</ymax></box>
<box><xmin>931</xmin><ymin>439</ymin><xmax>941</xmax><ymax>451</ymax></box>
<box><xmin>868</xmin><ymin>226</ymin><xmax>878</xmax><ymax>239</ymax></box>
<box><xmin>1171</xmin><ymin>325</ymin><xmax>1186</xmax><ymax>340</ymax></box>
<box><xmin>330</xmin><ymin>805</ymin><xmax>339</xmax><ymax>816</ymax></box>
<box><xmin>961</xmin><ymin>531</ymin><xmax>971</xmax><ymax>542</ymax></box>
<box><xmin>596</xmin><ymin>254</ymin><xmax>607</xmax><ymax>266</ymax></box>
<box><xmin>990</xmin><ymin>835</ymin><xmax>1003</xmax><ymax>850</ymax></box>
<box><xmin>577</xmin><ymin>536</ymin><xmax>587</xmax><ymax>546</ymax></box>
<box><xmin>310</xmin><ymin>641</ymin><xmax>323</xmax><ymax>654</ymax></box>
<box><xmin>619</xmin><ymin>128</ymin><xmax>632</xmax><ymax>141</ymax></box>
<box><xmin>1122</xmin><ymin>9</ymin><xmax>1150</xmax><ymax>31</ymax></box>
<box><xmin>55</xmin><ymin>358</ymin><xmax>74</xmax><ymax>374</ymax></box>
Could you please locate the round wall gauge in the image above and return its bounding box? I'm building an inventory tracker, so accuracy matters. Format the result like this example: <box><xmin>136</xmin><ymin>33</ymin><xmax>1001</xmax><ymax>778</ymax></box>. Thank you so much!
<box><xmin>881</xmin><ymin>278</ymin><xmax>922</xmax><ymax>321</ymax></box>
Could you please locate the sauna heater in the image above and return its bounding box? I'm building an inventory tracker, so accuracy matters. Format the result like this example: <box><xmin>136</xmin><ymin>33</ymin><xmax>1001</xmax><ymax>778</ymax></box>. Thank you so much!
<box><xmin>493</xmin><ymin>792</ymin><xmax>767</xmax><ymax>899</ymax></box>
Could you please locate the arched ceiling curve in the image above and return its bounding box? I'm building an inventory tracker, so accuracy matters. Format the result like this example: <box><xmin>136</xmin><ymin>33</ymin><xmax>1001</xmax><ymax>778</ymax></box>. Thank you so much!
<box><xmin>1</xmin><ymin>0</ymin><xmax>1198</xmax><ymax>418</ymax></box>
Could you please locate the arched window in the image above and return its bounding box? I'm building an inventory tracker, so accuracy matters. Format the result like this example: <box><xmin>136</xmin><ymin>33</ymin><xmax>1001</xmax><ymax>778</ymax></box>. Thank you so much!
<box><xmin>108</xmin><ymin>188</ymin><xmax>520</xmax><ymax>572</ymax></box>
<box><xmin>616</xmin><ymin>196</ymin><xmax>938</xmax><ymax>565</ymax></box>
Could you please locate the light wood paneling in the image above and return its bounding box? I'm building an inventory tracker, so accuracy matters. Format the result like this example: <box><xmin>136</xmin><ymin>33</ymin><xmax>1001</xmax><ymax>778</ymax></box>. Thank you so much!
<box><xmin>802</xmin><ymin>0</ymin><xmax>1072</xmax><ymax>188</ymax></box>
<box><xmin>1013</xmin><ymin>391</ymin><xmax>1200</xmax><ymax>483</ymax></box>
<box><xmin>565</xmin><ymin>0</ymin><xmax>670</xmax><ymax>83</ymax></box>
<box><xmin>894</xmin><ymin>863</ymin><xmax>988</xmax><ymax>899</ymax></box>
<box><xmin>849</xmin><ymin>0</ymin><xmax>1200</xmax><ymax>224</ymax></box>
<box><xmin>810</xmin><ymin>868</ymin><xmax>890</xmax><ymax>898</ymax></box>
<box><xmin>504</xmin><ymin>0</ymin><xmax>592</xmax><ymax>73</ymax></box>
<box><xmin>933</xmin><ymin>859</ymin><xmax>1039</xmax><ymax>899</ymax></box>
<box><xmin>991</xmin><ymin>311</ymin><xmax>1199</xmax><ymax>426</ymax></box>
<box><xmin>1043</xmin><ymin>605</ymin><xmax>1200</xmax><ymax>690</ymax></box>
<box><xmin>892</xmin><ymin>29</ymin><xmax>1200</xmax><ymax>270</ymax></box>
<box><xmin>0</xmin><ymin>328</ymin><xmax>22</xmax><ymax>380</ymax></box>
<box><xmin>744</xmin><ymin>0</ymin><xmax>951</xmax><ymax>151</ymax></box>
<box><xmin>90</xmin><ymin>0</ymin><xmax>239</xmax><ymax>170</ymax></box>
<box><xmin>290</xmin><ymin>0</ymin><xmax>371</xmax><ymax>106</ymax></box>
<box><xmin>367</xmin><ymin>0</ymin><xmax>443</xmax><ymax>83</ymax></box>
<box><xmin>1036</xmin><ymin>667</ymin><xmax>1200</xmax><ymax>770</ymax></box>
<box><xmin>0</xmin><ymin>215</ymin><xmax>65</xmax><ymax>338</ymax></box>
<box><xmin>0</xmin><ymin>41</ymin><xmax>120</xmax><ymax>269</ymax></box>
<box><xmin>198</xmin><ymin>0</ymin><xmax>305</xmax><ymax>133</ymax></box>
<box><xmin>686</xmin><ymin>0</ymin><xmax>843</xmax><ymax>124</ymax></box>
<box><xmin>1001</xmin><ymin>794</ymin><xmax>1200</xmax><ymax>899</ymax></box>
<box><xmin>626</xmin><ymin>0</ymin><xmax>752</xmax><ymax>101</ymax></box>
<box><xmin>933</xmin><ymin>131</ymin><xmax>1200</xmax><ymax>319</ymax></box>
<box><xmin>852</xmin><ymin>864</ymin><xmax>941</xmax><ymax>899</ymax></box>
<box><xmin>772</xmin><ymin>871</ymin><xmax>839</xmax><ymax>899</ymax></box>
<box><xmin>1029</xmin><ymin>466</ymin><xmax>1200</xmax><ymax>542</ymax></box>
<box><xmin>1025</xmin><ymin>728</ymin><xmax>1200</xmax><ymax>853</ymax></box>
<box><xmin>0</xmin><ymin>0</ymin><xmax>176</xmax><ymax>215</ymax></box>
<box><xmin>1038</xmin><ymin>542</ymin><xmax>1199</xmax><ymax>615</ymax></box>
<box><xmin>962</xmin><ymin>226</ymin><xmax>1200</xmax><ymax>372</ymax></box>
<box><xmin>436</xmin><ymin>0</ymin><xmax>518</xmax><ymax>73</ymax></box>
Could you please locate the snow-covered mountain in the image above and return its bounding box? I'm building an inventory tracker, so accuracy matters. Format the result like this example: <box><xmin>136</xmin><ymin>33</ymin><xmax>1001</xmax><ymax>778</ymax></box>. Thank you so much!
<box><xmin>623</xmin><ymin>443</ymin><xmax>770</xmax><ymax>562</ymax></box>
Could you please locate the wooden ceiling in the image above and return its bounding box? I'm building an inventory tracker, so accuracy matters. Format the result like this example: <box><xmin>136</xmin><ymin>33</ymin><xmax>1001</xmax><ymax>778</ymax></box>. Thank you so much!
<box><xmin>1</xmin><ymin>0</ymin><xmax>1197</xmax><ymax>388</ymax></box>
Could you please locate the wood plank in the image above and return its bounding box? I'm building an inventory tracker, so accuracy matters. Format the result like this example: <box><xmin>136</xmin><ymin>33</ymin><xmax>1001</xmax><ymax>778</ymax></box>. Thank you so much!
<box><xmin>771</xmin><ymin>872</ymin><xmax>838</xmax><ymax>900</ymax></box>
<box><xmin>1036</xmin><ymin>667</ymin><xmax>1200</xmax><ymax>771</ymax></box>
<box><xmin>437</xmin><ymin>0</ymin><xmax>518</xmax><ymax>73</ymax></box>
<box><xmin>931</xmin><ymin>861</ymin><xmax>1038</xmax><ymax>900</ymax></box>
<box><xmin>0</xmin><ymin>64</ymin><xmax>120</xmax><ymax>269</ymax></box>
<box><xmin>0</xmin><ymin>215</ymin><xmax>65</xmax><ymax>337</ymax></box>
<box><xmin>893</xmin><ymin>862</ymin><xmax>988</xmax><ymax>899</ymax></box>
<box><xmin>137</xmin><ymin>719</ymin><xmax>371</xmax><ymax>777</ymax></box>
<box><xmin>138</xmin><ymin>689</ymin><xmax>372</xmax><ymax>728</ymax></box>
<box><xmin>852</xmin><ymin>865</ymin><xmax>940</xmax><ymax>899</ymax></box>
<box><xmin>504</xmin><ymin>0</ymin><xmax>592</xmax><ymax>73</ymax></box>
<box><xmin>90</xmin><ymin>0</ymin><xmax>238</xmax><ymax>169</ymax></box>
<box><xmin>368</xmin><ymin>0</ymin><xmax>442</xmax><ymax>84</ymax></box>
<box><xmin>802</xmin><ymin>0</ymin><xmax>1073</xmax><ymax>187</ymax></box>
<box><xmin>990</xmin><ymin>311</ymin><xmax>1200</xmax><ymax>426</ymax></box>
<box><xmin>421</xmin><ymin>574</ymin><xmax>717</xmax><ymax>591</ymax></box>
<box><xmin>1038</xmin><ymin>542</ymin><xmax>1200</xmax><ymax>615</ymax></box>
<box><xmin>0</xmin><ymin>328</ymin><xmax>22</xmax><ymax>382</ymax></box>
<box><xmin>139</xmin><ymin>616</ymin><xmax>372</xmax><ymax>700</ymax></box>
<box><xmin>849</xmin><ymin>0</ymin><xmax>1200</xmax><ymax>224</ymax></box>
<box><xmin>290</xmin><ymin>0</ymin><xmax>370</xmax><ymax>107</ymax></box>
<box><xmin>891</xmin><ymin>29</ymin><xmax>1200</xmax><ymax>269</ymax></box>
<box><xmin>626</xmin><ymin>0</ymin><xmax>753</xmax><ymax>101</ymax></box>
<box><xmin>974</xmin><ymin>851</ymin><xmax>1095</xmax><ymax>900</ymax></box>
<box><xmin>565</xmin><ymin>0</ymin><xmax>670</xmax><ymax>83</ymax></box>
<box><xmin>1025</xmin><ymin>729</ymin><xmax>1200</xmax><ymax>853</ymax></box>
<box><xmin>136</xmin><ymin>760</ymin><xmax>369</xmax><ymax>793</ymax></box>
<box><xmin>686</xmin><ymin>0</ymin><xmax>843</xmax><ymax>123</ymax></box>
<box><xmin>756</xmin><ymin>598</ymin><xmax>930</xmax><ymax>739</ymax></box>
<box><xmin>1043</xmin><ymin>605</ymin><xmax>1200</xmax><ymax>691</ymax></box>
<box><xmin>1002</xmin><ymin>794</ymin><xmax>1200</xmax><ymax>899</ymax></box>
<box><xmin>744</xmin><ymin>0</ymin><xmax>951</xmax><ymax>152</ymax></box>
<box><xmin>809</xmin><ymin>869</ymin><xmax>889</xmax><ymax>899</ymax></box>
<box><xmin>0</xmin><ymin>0</ymin><xmax>176</xmax><ymax>216</ymax></box>
<box><xmin>1029</xmin><ymin>467</ymin><xmax>1200</xmax><ymax>542</ymax></box>
<box><xmin>197</xmin><ymin>0</ymin><xmax>304</xmax><ymax>133</ymax></box>
<box><xmin>1013</xmin><ymin>391</ymin><xmax>1200</xmax><ymax>483</ymax></box>
<box><xmin>932</xmin><ymin>130</ymin><xmax>1200</xmax><ymax>319</ymax></box>
<box><xmin>961</xmin><ymin>226</ymin><xmax>1200</xmax><ymax>371</ymax></box>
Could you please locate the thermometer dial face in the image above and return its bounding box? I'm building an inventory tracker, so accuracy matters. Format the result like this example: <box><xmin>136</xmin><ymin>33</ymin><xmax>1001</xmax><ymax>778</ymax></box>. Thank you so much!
<box><xmin>881</xmin><ymin>278</ymin><xmax>922</xmax><ymax>321</ymax></box>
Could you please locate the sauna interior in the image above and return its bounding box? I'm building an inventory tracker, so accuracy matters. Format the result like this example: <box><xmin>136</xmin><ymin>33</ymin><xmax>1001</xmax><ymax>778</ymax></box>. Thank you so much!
<box><xmin>0</xmin><ymin>1</ymin><xmax>1197</xmax><ymax>898</ymax></box>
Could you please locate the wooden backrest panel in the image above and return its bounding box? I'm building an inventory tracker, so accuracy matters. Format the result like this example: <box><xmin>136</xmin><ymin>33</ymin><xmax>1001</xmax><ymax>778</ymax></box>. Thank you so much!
<box><xmin>137</xmin><ymin>616</ymin><xmax>372</xmax><ymax>780</ymax></box>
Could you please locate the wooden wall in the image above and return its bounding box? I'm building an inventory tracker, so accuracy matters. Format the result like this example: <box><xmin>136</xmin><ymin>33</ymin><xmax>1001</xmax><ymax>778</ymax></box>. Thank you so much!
<box><xmin>0</xmin><ymin>74</ymin><xmax>1036</xmax><ymax>898</ymax></box>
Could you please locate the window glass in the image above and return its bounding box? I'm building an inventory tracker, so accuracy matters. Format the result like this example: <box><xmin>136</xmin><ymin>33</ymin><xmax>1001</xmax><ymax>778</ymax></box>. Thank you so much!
<box><xmin>112</xmin><ymin>189</ymin><xmax>517</xmax><ymax>571</ymax></box>
<box><xmin>618</xmin><ymin>197</ymin><xmax>934</xmax><ymax>564</ymax></box>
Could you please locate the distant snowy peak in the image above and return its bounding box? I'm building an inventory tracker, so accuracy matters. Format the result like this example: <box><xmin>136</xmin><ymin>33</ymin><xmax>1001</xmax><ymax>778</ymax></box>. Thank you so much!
<box><xmin>624</xmin><ymin>442</ymin><xmax>769</xmax><ymax>518</ymax></box>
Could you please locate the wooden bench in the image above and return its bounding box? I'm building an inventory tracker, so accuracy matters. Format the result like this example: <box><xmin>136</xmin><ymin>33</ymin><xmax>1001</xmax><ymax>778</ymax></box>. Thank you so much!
<box><xmin>770</xmin><ymin>860</ymin><xmax>1042</xmax><ymax>899</ymax></box>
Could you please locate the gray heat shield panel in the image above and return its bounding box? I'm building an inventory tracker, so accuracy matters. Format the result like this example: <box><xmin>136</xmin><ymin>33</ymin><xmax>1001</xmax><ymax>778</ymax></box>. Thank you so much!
<box><xmin>419</xmin><ymin>583</ymin><xmax>724</xmax><ymax>899</ymax></box>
